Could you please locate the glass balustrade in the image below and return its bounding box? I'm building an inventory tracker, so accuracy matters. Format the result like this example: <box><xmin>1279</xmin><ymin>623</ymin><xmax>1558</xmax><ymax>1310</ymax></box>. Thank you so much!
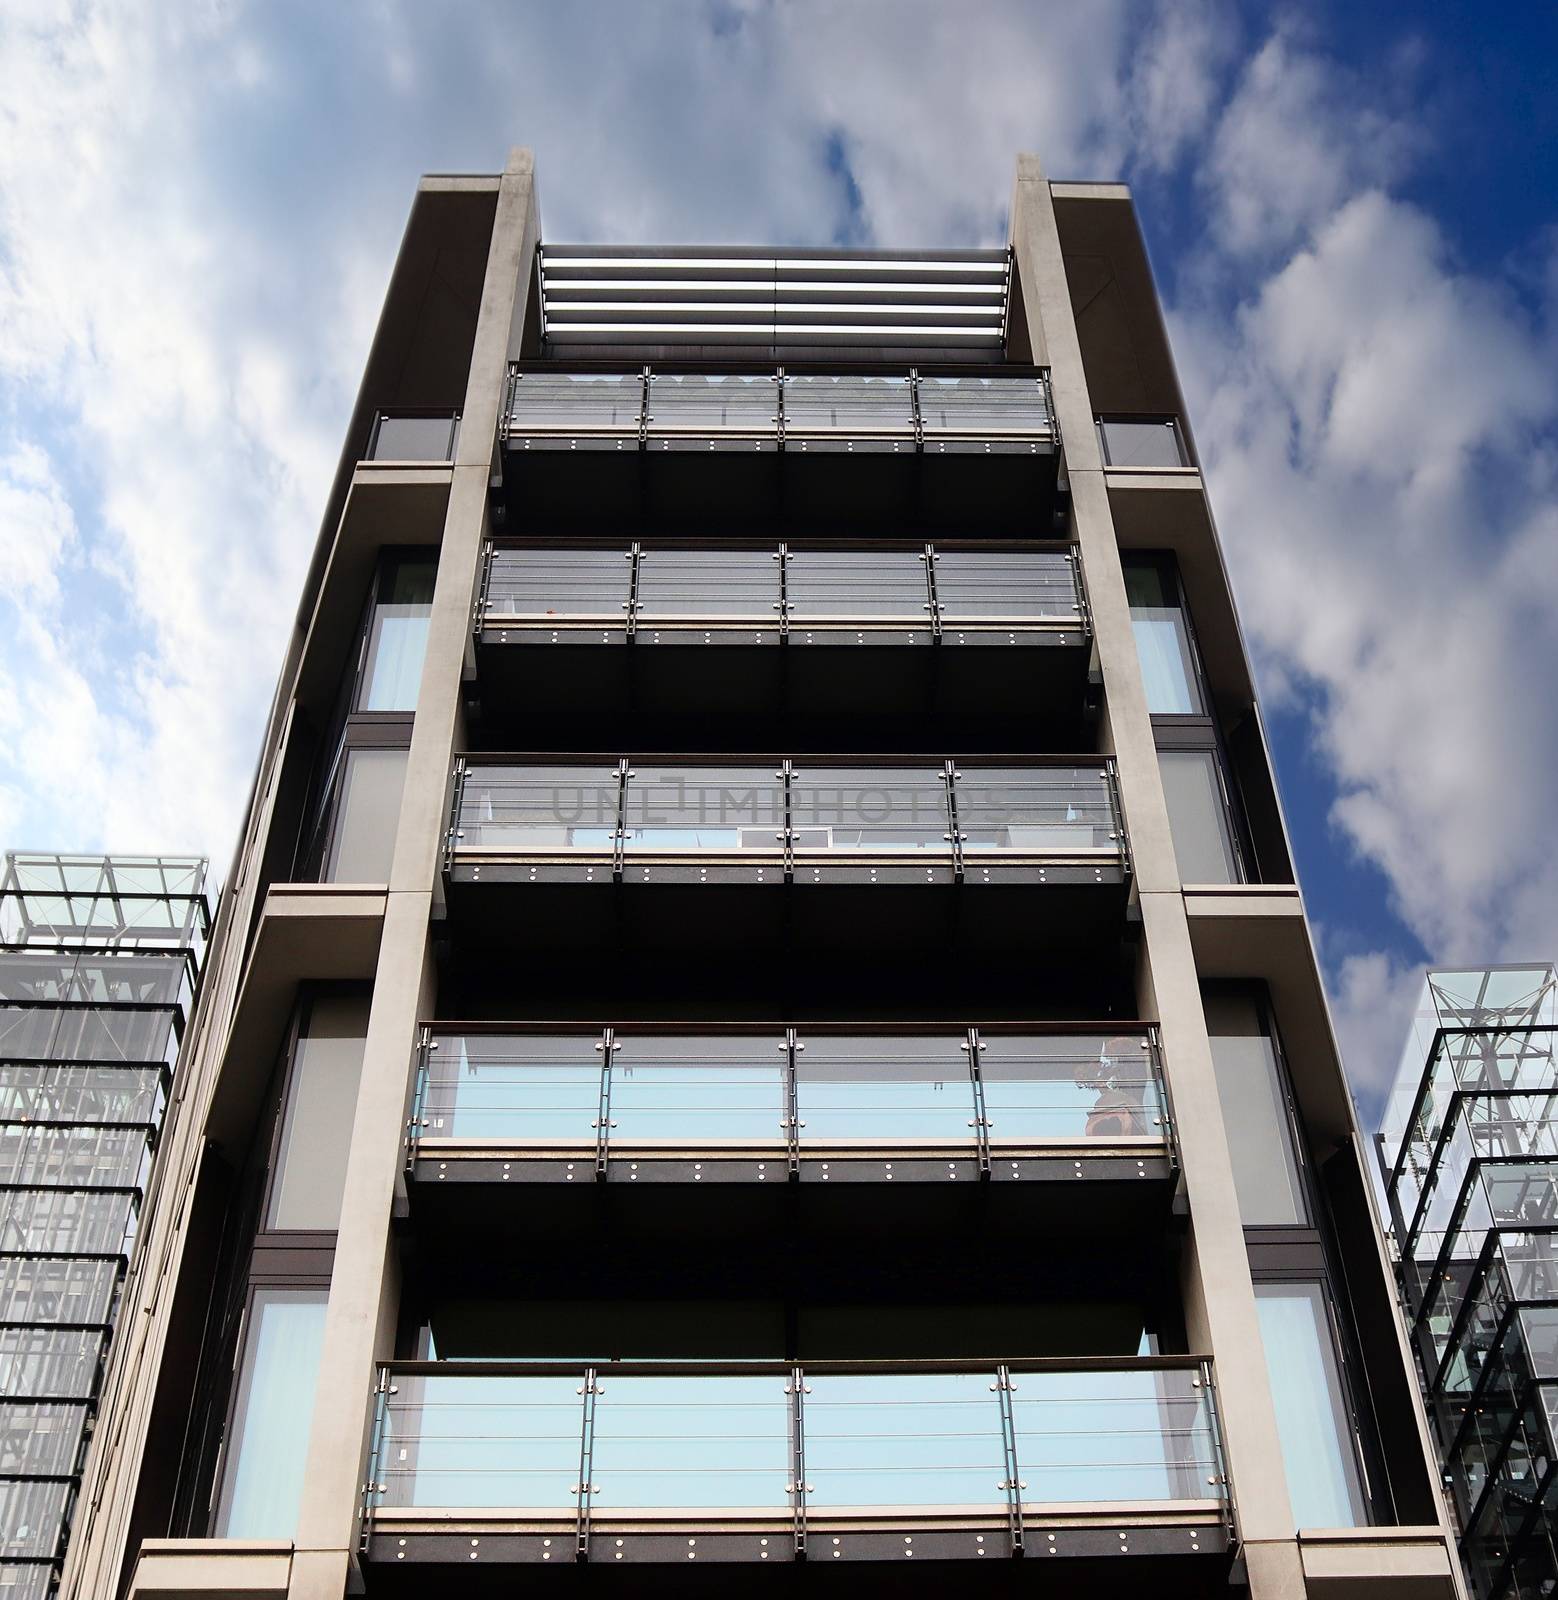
<box><xmin>505</xmin><ymin>367</ymin><xmax>1054</xmax><ymax>445</ymax></box>
<box><xmin>481</xmin><ymin>543</ymin><xmax>1082</xmax><ymax>631</ymax></box>
<box><xmin>368</xmin><ymin>1360</ymin><xmax>1224</xmax><ymax>1522</ymax></box>
<box><xmin>413</xmin><ymin>1029</ymin><xmax>1167</xmax><ymax>1157</ymax></box>
<box><xmin>366</xmin><ymin>413</ymin><xmax>460</xmax><ymax>462</ymax></box>
<box><xmin>452</xmin><ymin>762</ymin><xmax>1121</xmax><ymax>863</ymax></box>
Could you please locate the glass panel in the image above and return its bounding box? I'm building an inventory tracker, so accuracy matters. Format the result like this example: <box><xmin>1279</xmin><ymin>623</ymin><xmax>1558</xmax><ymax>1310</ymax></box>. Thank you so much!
<box><xmin>934</xmin><ymin>550</ymin><xmax>1081</xmax><ymax>621</ymax></box>
<box><xmin>957</xmin><ymin>766</ymin><xmax>1116</xmax><ymax>850</ymax></box>
<box><xmin>621</xmin><ymin>766</ymin><xmax>782</xmax><ymax>852</ymax></box>
<box><xmin>216</xmin><ymin>1288</ymin><xmax>328</xmax><ymax>1537</ymax></box>
<box><xmin>1099</xmin><ymin>417</ymin><xmax>1186</xmax><ymax>468</ymax></box>
<box><xmin>593</xmin><ymin>1373</ymin><xmax>790</xmax><ymax>1509</ymax></box>
<box><xmin>378</xmin><ymin>1372</ymin><xmax>582</xmax><ymax>1508</ymax></box>
<box><xmin>980</xmin><ymin>1032</ymin><xmax>1164</xmax><ymax>1142</ymax></box>
<box><xmin>370</xmin><ymin>414</ymin><xmax>455</xmax><ymax>462</ymax></box>
<box><xmin>785</xmin><ymin>549</ymin><xmax>929</xmax><ymax>622</ymax></box>
<box><xmin>0</xmin><ymin>949</ymin><xmax>187</xmax><ymax>1006</ymax></box>
<box><xmin>457</xmin><ymin>764</ymin><xmax>620</xmax><ymax>850</ymax></box>
<box><xmin>1254</xmin><ymin>1283</ymin><xmax>1368</xmax><ymax>1528</ymax></box>
<box><xmin>918</xmin><ymin>375</ymin><xmax>1050</xmax><ymax>435</ymax></box>
<box><xmin>0</xmin><ymin>1326</ymin><xmax>104</xmax><ymax>1399</ymax></box>
<box><xmin>0</xmin><ymin>1479</ymin><xmax>70</xmax><ymax>1559</ymax></box>
<box><xmin>634</xmin><ymin>549</ymin><xmax>778</xmax><ymax>619</ymax></box>
<box><xmin>509</xmin><ymin>371</ymin><xmax>641</xmax><ymax>433</ymax></box>
<box><xmin>805</xmin><ymin>1370</ymin><xmax>1004</xmax><ymax>1509</ymax></box>
<box><xmin>789</xmin><ymin>766</ymin><xmax>948</xmax><ymax>852</ymax></box>
<box><xmin>421</xmin><ymin>1034</ymin><xmax>600</xmax><ymax>1143</ymax></box>
<box><xmin>0</xmin><ymin>1257</ymin><xmax>120</xmax><ymax>1328</ymax></box>
<box><xmin>0</xmin><ymin>1064</ymin><xmax>164</xmax><ymax>1126</ymax></box>
<box><xmin>1160</xmin><ymin>750</ymin><xmax>1241</xmax><ymax>883</ymax></box>
<box><xmin>1123</xmin><ymin>563</ymin><xmax>1203</xmax><ymax>714</ymax></box>
<box><xmin>645</xmin><ymin>373</ymin><xmax>775</xmax><ymax>434</ymax></box>
<box><xmin>324</xmin><ymin>748</ymin><xmax>407</xmax><ymax>883</ymax></box>
<box><xmin>0</xmin><ymin>1005</ymin><xmax>175</xmax><ymax>1063</ymax></box>
<box><xmin>1012</xmin><ymin>1367</ymin><xmax>1218</xmax><ymax>1503</ymax></box>
<box><xmin>484</xmin><ymin>547</ymin><xmax>631</xmax><ymax>619</ymax></box>
<box><xmin>0</xmin><ymin>1189</ymin><xmax>136</xmax><ymax>1255</ymax></box>
<box><xmin>0</xmin><ymin>1401</ymin><xmax>89</xmax><ymax>1476</ymax></box>
<box><xmin>0</xmin><ymin>1123</ymin><xmax>149</xmax><ymax>1189</ymax></box>
<box><xmin>782</xmin><ymin>374</ymin><xmax>914</xmax><ymax>435</ymax></box>
<box><xmin>1204</xmin><ymin>993</ymin><xmax>1307</xmax><ymax>1226</ymax></box>
<box><xmin>267</xmin><ymin>995</ymin><xmax>368</xmax><ymax>1230</ymax></box>
<box><xmin>361</xmin><ymin>559</ymin><xmax>435</xmax><ymax>711</ymax></box>
<box><xmin>795</xmin><ymin>1035</ymin><xmax>974</xmax><ymax>1145</ymax></box>
<box><xmin>610</xmin><ymin>1036</ymin><xmax>784</xmax><ymax>1146</ymax></box>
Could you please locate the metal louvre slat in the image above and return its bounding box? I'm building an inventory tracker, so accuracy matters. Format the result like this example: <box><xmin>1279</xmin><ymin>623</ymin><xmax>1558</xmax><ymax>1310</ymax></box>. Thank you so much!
<box><xmin>540</xmin><ymin>247</ymin><xmax>1010</xmax><ymax>350</ymax></box>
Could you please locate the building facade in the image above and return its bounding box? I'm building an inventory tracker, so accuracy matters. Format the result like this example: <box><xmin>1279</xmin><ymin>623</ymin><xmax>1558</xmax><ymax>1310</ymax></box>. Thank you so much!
<box><xmin>59</xmin><ymin>151</ymin><xmax>1462</xmax><ymax>1599</ymax></box>
<box><xmin>1382</xmin><ymin>965</ymin><xmax>1558</xmax><ymax>1599</ymax></box>
<box><xmin>0</xmin><ymin>854</ymin><xmax>208</xmax><ymax>1600</ymax></box>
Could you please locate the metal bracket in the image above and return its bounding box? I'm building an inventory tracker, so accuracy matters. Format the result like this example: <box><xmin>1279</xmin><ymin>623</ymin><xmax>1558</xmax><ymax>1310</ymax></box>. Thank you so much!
<box><xmin>637</xmin><ymin>366</ymin><xmax>651</xmax><ymax>447</ymax></box>
<box><xmin>944</xmin><ymin>761</ymin><xmax>966</xmax><ymax>882</ymax></box>
<box><xmin>473</xmin><ymin>539</ymin><xmax>494</xmax><ymax>637</ymax></box>
<box><xmin>499</xmin><ymin>365</ymin><xmax>518</xmax><ymax>446</ymax></box>
<box><xmin>442</xmin><ymin>758</ymin><xmax>467</xmax><ymax>878</ymax></box>
<box><xmin>922</xmin><ymin>542</ymin><xmax>942</xmax><ymax>640</ymax></box>
<box><xmin>779</xmin><ymin>760</ymin><xmax>796</xmax><ymax>882</ymax></box>
<box><xmin>789</xmin><ymin>1365</ymin><xmax>809</xmax><ymax>1558</ymax></box>
<box><xmin>775</xmin><ymin>367</ymin><xmax>787</xmax><ymax>450</ymax></box>
<box><xmin>909</xmin><ymin>367</ymin><xmax>925</xmax><ymax>449</ymax></box>
<box><xmin>594</xmin><ymin>1030</ymin><xmax>616</xmax><ymax>1179</ymax></box>
<box><xmin>995</xmin><ymin>1363</ymin><xmax>1025</xmax><ymax>1556</ymax></box>
<box><xmin>1104</xmin><ymin>758</ymin><xmax>1131</xmax><ymax>881</ymax></box>
<box><xmin>612</xmin><ymin>760</ymin><xmax>630</xmax><ymax>883</ymax></box>
<box><xmin>575</xmin><ymin>1367</ymin><xmax>599</xmax><ymax>1560</ymax></box>
<box><xmin>405</xmin><ymin>1027</ymin><xmax>433</xmax><ymax>1177</ymax></box>
<box><xmin>359</xmin><ymin>1372</ymin><xmax>391</xmax><ymax>1555</ymax></box>
<box><xmin>776</xmin><ymin>543</ymin><xmax>790</xmax><ymax>638</ymax></box>
<box><xmin>625</xmin><ymin>542</ymin><xmax>642</xmax><ymax>640</ymax></box>
<box><xmin>966</xmin><ymin>1029</ymin><xmax>992</xmax><ymax>1177</ymax></box>
<box><xmin>784</xmin><ymin>1030</ymin><xmax>801</xmax><ymax>1176</ymax></box>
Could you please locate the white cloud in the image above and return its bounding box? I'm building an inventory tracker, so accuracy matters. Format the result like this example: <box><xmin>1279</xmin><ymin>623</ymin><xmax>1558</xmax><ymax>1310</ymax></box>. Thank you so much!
<box><xmin>1173</xmin><ymin>32</ymin><xmax>1558</xmax><ymax>1115</ymax></box>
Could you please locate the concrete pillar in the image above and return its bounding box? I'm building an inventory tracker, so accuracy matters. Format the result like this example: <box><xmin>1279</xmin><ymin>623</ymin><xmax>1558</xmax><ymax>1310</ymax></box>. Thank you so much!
<box><xmin>1009</xmin><ymin>154</ymin><xmax>1303</xmax><ymax>1586</ymax></box>
<box><xmin>286</xmin><ymin>149</ymin><xmax>539</xmax><ymax>1596</ymax></box>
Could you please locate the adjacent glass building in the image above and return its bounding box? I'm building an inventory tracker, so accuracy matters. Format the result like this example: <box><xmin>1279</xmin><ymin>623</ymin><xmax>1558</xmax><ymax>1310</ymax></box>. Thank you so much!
<box><xmin>1382</xmin><ymin>965</ymin><xmax>1558</xmax><ymax>1599</ymax></box>
<box><xmin>58</xmin><ymin>153</ymin><xmax>1463</xmax><ymax>1599</ymax></box>
<box><xmin>0</xmin><ymin>853</ymin><xmax>208</xmax><ymax>1600</ymax></box>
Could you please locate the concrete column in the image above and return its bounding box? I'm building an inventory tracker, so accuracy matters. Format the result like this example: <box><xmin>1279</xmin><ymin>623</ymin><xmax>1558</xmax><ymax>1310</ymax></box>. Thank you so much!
<box><xmin>286</xmin><ymin>149</ymin><xmax>539</xmax><ymax>1598</ymax></box>
<box><xmin>1009</xmin><ymin>154</ymin><xmax>1303</xmax><ymax>1590</ymax></box>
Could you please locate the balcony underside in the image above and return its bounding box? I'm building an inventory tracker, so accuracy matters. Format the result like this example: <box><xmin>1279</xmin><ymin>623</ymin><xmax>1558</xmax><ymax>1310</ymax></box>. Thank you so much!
<box><xmin>494</xmin><ymin>444</ymin><xmax>1061</xmax><ymax>538</ymax></box>
<box><xmin>469</xmin><ymin>632</ymin><xmax>1091</xmax><ymax>750</ymax></box>
<box><xmin>366</xmin><ymin>1507</ymin><xmax>1229</xmax><ymax>1594</ymax></box>
<box><xmin>438</xmin><ymin>876</ymin><xmax>1133</xmax><ymax>1013</ymax></box>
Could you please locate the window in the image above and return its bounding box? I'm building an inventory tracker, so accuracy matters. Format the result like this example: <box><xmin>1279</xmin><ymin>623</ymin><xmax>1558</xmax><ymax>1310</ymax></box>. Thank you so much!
<box><xmin>324</xmin><ymin>747</ymin><xmax>407</xmax><ymax>884</ymax></box>
<box><xmin>215</xmin><ymin>1288</ymin><xmax>328</xmax><ymax>1538</ymax></box>
<box><xmin>267</xmin><ymin>995</ymin><xmax>369</xmax><ymax>1231</ymax></box>
<box><xmin>1097</xmin><ymin>416</ymin><xmax>1189</xmax><ymax>469</ymax></box>
<box><xmin>1160</xmin><ymin>750</ymin><xmax>1242</xmax><ymax>883</ymax></box>
<box><xmin>1123</xmin><ymin>562</ymin><xmax>1203</xmax><ymax>715</ymax></box>
<box><xmin>1203</xmin><ymin>992</ymin><xmax>1307</xmax><ymax>1226</ymax></box>
<box><xmin>1254</xmin><ymin>1282</ymin><xmax>1368</xmax><ymax>1528</ymax></box>
<box><xmin>360</xmin><ymin>556</ymin><xmax>435</xmax><ymax>711</ymax></box>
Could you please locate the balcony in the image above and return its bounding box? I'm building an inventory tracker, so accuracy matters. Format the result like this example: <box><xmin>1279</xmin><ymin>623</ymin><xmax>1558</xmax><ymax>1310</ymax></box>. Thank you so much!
<box><xmin>440</xmin><ymin>757</ymin><xmax>1129</xmax><ymax>1003</ymax></box>
<box><xmin>407</xmin><ymin>1024</ymin><xmax>1171</xmax><ymax>1186</ymax></box>
<box><xmin>495</xmin><ymin>365</ymin><xmax>1061</xmax><ymax>536</ymax></box>
<box><xmin>471</xmin><ymin>540</ymin><xmax>1091</xmax><ymax>745</ymax></box>
<box><xmin>361</xmin><ymin>1357</ymin><xmax>1230</xmax><ymax>1577</ymax></box>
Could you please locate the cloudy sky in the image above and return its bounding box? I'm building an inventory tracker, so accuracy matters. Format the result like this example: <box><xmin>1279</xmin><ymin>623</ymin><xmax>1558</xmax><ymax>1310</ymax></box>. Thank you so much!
<box><xmin>1</xmin><ymin>0</ymin><xmax>1555</xmax><ymax>1122</ymax></box>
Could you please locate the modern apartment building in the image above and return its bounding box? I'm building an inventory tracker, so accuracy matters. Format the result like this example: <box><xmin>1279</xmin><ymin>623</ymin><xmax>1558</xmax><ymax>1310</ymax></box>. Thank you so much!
<box><xmin>0</xmin><ymin>853</ymin><xmax>208</xmax><ymax>1600</ymax></box>
<box><xmin>58</xmin><ymin>150</ymin><xmax>1465</xmax><ymax>1600</ymax></box>
<box><xmin>1382</xmin><ymin>964</ymin><xmax>1558</xmax><ymax>1599</ymax></box>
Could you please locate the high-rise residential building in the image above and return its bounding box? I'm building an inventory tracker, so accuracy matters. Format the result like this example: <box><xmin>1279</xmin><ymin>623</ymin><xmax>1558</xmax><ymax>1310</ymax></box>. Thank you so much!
<box><xmin>1381</xmin><ymin>965</ymin><xmax>1558</xmax><ymax>1600</ymax></box>
<box><xmin>0</xmin><ymin>853</ymin><xmax>208</xmax><ymax>1600</ymax></box>
<box><xmin>58</xmin><ymin>150</ymin><xmax>1465</xmax><ymax>1600</ymax></box>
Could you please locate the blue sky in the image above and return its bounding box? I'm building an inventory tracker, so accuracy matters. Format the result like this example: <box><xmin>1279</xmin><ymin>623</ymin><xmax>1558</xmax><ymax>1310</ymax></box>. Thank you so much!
<box><xmin>1</xmin><ymin>1</ymin><xmax>1555</xmax><ymax>1123</ymax></box>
